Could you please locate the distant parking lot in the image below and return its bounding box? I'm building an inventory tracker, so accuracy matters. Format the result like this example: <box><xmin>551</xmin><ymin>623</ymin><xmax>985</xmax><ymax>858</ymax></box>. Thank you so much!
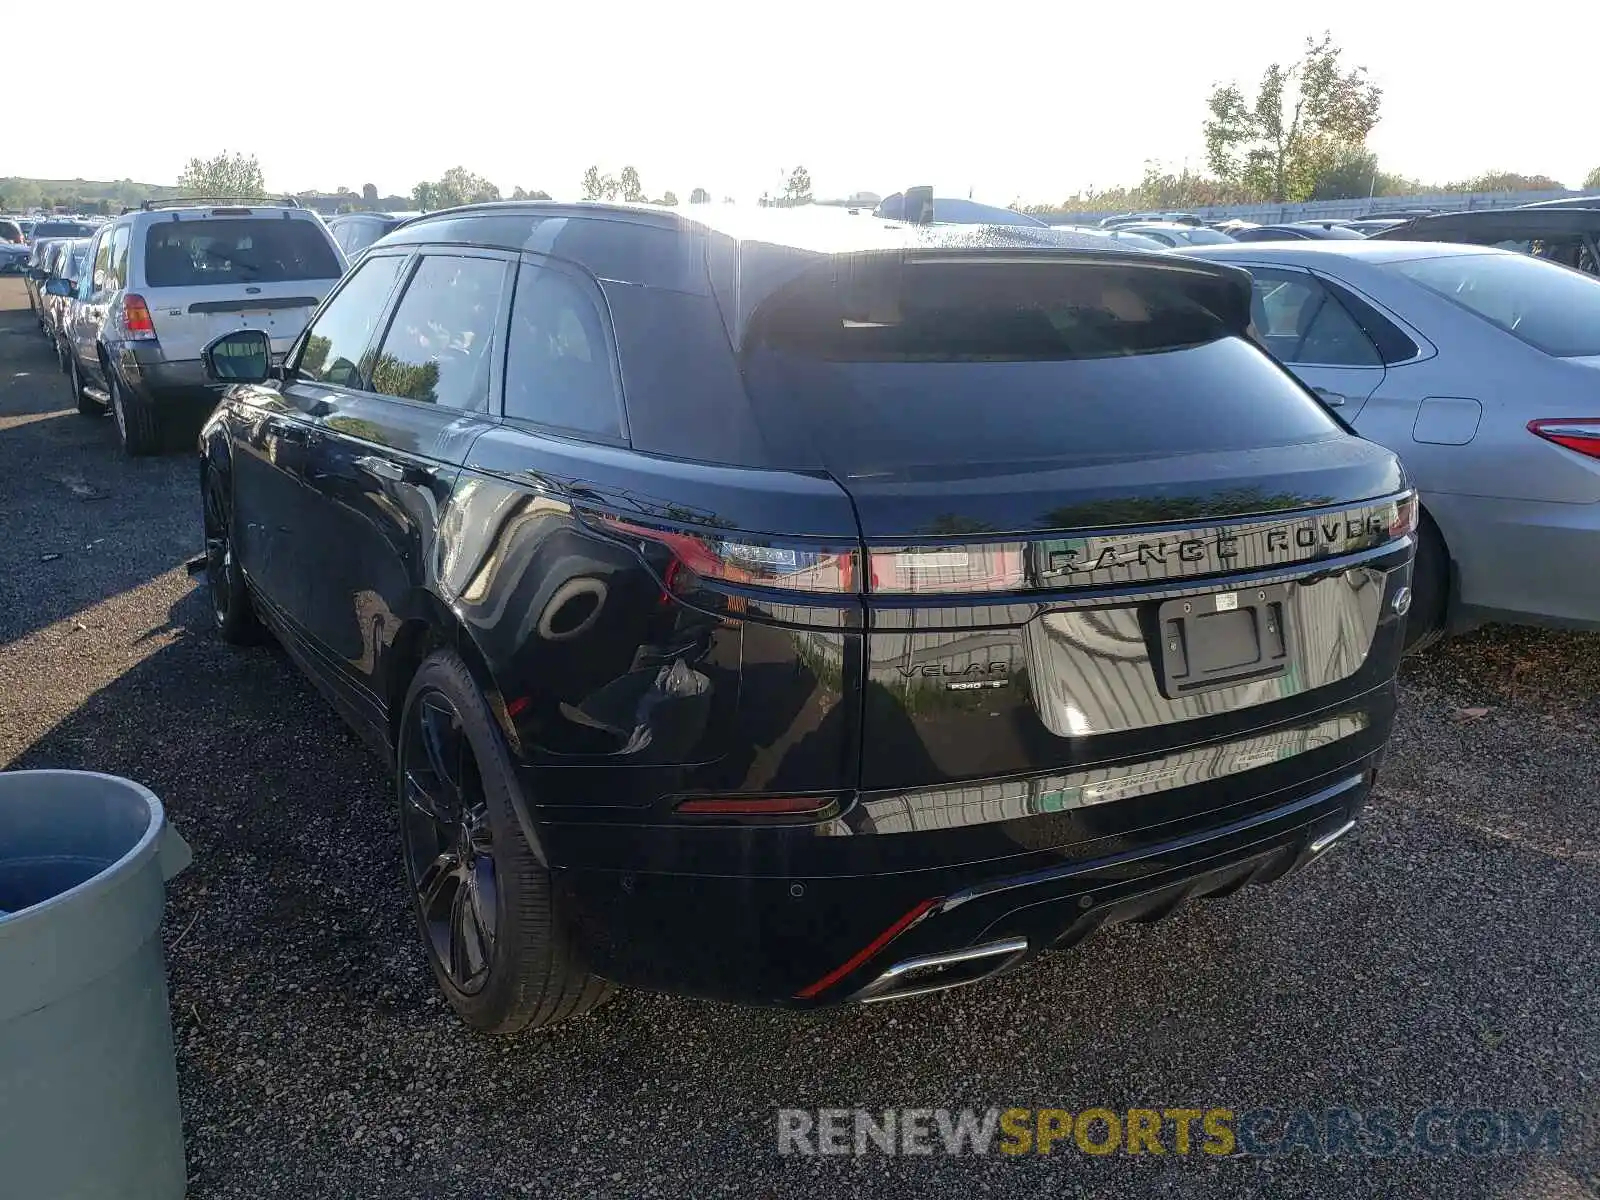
<box><xmin>0</xmin><ymin>277</ymin><xmax>1596</xmax><ymax>1197</ymax></box>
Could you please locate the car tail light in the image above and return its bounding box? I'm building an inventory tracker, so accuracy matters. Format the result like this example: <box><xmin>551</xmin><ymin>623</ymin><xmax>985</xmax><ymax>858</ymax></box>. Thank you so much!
<box><xmin>1528</xmin><ymin>419</ymin><xmax>1600</xmax><ymax>461</ymax></box>
<box><xmin>866</xmin><ymin>544</ymin><xmax>1027</xmax><ymax>594</ymax></box>
<box><xmin>595</xmin><ymin>516</ymin><xmax>857</xmax><ymax>594</ymax></box>
<box><xmin>121</xmin><ymin>294</ymin><xmax>157</xmax><ymax>340</ymax></box>
<box><xmin>1389</xmin><ymin>491</ymin><xmax>1420</xmax><ymax>538</ymax></box>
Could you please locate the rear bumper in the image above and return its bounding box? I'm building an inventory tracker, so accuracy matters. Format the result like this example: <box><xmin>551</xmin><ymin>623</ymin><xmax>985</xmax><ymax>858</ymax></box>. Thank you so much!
<box><xmin>112</xmin><ymin>347</ymin><xmax>220</xmax><ymax>406</ymax></box>
<box><xmin>545</xmin><ymin>728</ymin><xmax>1387</xmax><ymax>1007</ymax></box>
<box><xmin>1429</xmin><ymin>492</ymin><xmax>1600</xmax><ymax>632</ymax></box>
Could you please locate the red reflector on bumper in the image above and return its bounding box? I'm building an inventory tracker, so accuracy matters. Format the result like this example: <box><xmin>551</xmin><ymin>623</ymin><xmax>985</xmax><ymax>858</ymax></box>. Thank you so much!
<box><xmin>674</xmin><ymin>795</ymin><xmax>831</xmax><ymax>816</ymax></box>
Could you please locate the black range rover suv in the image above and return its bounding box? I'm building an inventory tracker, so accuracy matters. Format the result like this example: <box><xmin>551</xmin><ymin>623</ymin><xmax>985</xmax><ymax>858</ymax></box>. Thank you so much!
<box><xmin>197</xmin><ymin>202</ymin><xmax>1416</xmax><ymax>1032</ymax></box>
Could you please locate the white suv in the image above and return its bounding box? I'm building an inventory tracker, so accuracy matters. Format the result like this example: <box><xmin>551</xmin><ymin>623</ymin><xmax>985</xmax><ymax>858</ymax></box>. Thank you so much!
<box><xmin>58</xmin><ymin>198</ymin><xmax>347</xmax><ymax>455</ymax></box>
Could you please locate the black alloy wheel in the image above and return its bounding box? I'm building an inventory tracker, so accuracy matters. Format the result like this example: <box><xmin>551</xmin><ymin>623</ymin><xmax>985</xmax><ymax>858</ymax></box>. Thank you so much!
<box><xmin>395</xmin><ymin>650</ymin><xmax>613</xmax><ymax>1032</ymax></box>
<box><xmin>201</xmin><ymin>466</ymin><xmax>263</xmax><ymax>644</ymax></box>
<box><xmin>400</xmin><ymin>690</ymin><xmax>499</xmax><ymax>996</ymax></box>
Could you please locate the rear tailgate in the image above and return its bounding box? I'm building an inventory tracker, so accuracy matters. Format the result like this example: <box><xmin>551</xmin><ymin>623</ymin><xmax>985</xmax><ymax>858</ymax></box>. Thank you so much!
<box><xmin>139</xmin><ymin>212</ymin><xmax>343</xmax><ymax>360</ymax></box>
<box><xmin>742</xmin><ymin>252</ymin><xmax>1414</xmax><ymax>795</ymax></box>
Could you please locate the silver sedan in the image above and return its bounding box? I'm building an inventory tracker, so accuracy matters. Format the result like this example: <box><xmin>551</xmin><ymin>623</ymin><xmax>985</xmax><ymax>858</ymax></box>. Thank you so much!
<box><xmin>1184</xmin><ymin>240</ymin><xmax>1600</xmax><ymax>650</ymax></box>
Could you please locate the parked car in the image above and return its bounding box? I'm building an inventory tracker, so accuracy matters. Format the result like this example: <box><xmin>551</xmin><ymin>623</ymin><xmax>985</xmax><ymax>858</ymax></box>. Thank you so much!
<box><xmin>1051</xmin><ymin>225</ymin><xmax>1171</xmax><ymax>252</ymax></box>
<box><xmin>872</xmin><ymin>193</ymin><xmax>1048</xmax><ymax>227</ymax></box>
<box><xmin>55</xmin><ymin>197</ymin><xmax>346</xmax><ymax>455</ymax></box>
<box><xmin>40</xmin><ymin>238</ymin><xmax>91</xmax><ymax>369</ymax></box>
<box><xmin>1</xmin><ymin>222</ymin><xmax>31</xmax><ymax>273</ymax></box>
<box><xmin>1110</xmin><ymin>221</ymin><xmax>1236</xmax><ymax>248</ymax></box>
<box><xmin>196</xmin><ymin>201</ymin><xmax>1415</xmax><ymax>1032</ymax></box>
<box><xmin>1342</xmin><ymin>218</ymin><xmax>1410</xmax><ymax>237</ymax></box>
<box><xmin>1099</xmin><ymin>211</ymin><xmax>1204</xmax><ymax>228</ymax></box>
<box><xmin>1230</xmin><ymin>223</ymin><xmax>1366</xmax><ymax>242</ymax></box>
<box><xmin>1518</xmin><ymin>195</ymin><xmax>1600</xmax><ymax>211</ymax></box>
<box><xmin>1185</xmin><ymin>240</ymin><xmax>1600</xmax><ymax>648</ymax></box>
<box><xmin>1371</xmin><ymin>208</ymin><xmax>1600</xmax><ymax>275</ymax></box>
<box><xmin>27</xmin><ymin>218</ymin><xmax>98</xmax><ymax>246</ymax></box>
<box><xmin>23</xmin><ymin>238</ymin><xmax>63</xmax><ymax>314</ymax></box>
<box><xmin>326</xmin><ymin>211</ymin><xmax>421</xmax><ymax>260</ymax></box>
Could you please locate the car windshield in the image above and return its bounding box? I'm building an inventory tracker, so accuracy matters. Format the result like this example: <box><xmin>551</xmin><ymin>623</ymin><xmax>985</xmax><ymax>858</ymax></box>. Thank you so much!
<box><xmin>142</xmin><ymin>217</ymin><xmax>342</xmax><ymax>286</ymax></box>
<box><xmin>1390</xmin><ymin>251</ymin><xmax>1600</xmax><ymax>357</ymax></box>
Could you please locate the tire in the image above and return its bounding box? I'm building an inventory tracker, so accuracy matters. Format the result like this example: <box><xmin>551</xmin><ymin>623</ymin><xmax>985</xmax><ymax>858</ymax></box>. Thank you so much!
<box><xmin>200</xmin><ymin>463</ymin><xmax>265</xmax><ymax>645</ymax></box>
<box><xmin>1403</xmin><ymin>515</ymin><xmax>1449</xmax><ymax>655</ymax></box>
<box><xmin>68</xmin><ymin>355</ymin><xmax>103</xmax><ymax>416</ymax></box>
<box><xmin>397</xmin><ymin>649</ymin><xmax>614</xmax><ymax>1033</ymax></box>
<box><xmin>109</xmin><ymin>369</ymin><xmax>162</xmax><ymax>456</ymax></box>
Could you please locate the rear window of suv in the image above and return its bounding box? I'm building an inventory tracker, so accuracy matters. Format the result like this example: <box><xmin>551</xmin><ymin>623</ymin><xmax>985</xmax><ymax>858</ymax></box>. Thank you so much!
<box><xmin>141</xmin><ymin>217</ymin><xmax>342</xmax><ymax>287</ymax></box>
<box><xmin>32</xmin><ymin>221</ymin><xmax>98</xmax><ymax>240</ymax></box>
<box><xmin>1390</xmin><ymin>250</ymin><xmax>1600</xmax><ymax>358</ymax></box>
<box><xmin>742</xmin><ymin>257</ymin><xmax>1342</xmax><ymax>471</ymax></box>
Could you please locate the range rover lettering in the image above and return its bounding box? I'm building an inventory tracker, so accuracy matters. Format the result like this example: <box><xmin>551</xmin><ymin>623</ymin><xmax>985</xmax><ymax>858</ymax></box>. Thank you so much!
<box><xmin>197</xmin><ymin>202</ymin><xmax>1416</xmax><ymax>1032</ymax></box>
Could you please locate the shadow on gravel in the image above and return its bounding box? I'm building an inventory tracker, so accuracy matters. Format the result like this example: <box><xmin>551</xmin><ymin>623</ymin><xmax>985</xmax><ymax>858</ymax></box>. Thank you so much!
<box><xmin>0</xmin><ymin>284</ymin><xmax>199</xmax><ymax>648</ymax></box>
<box><xmin>9</xmin><ymin>586</ymin><xmax>1593</xmax><ymax>1198</ymax></box>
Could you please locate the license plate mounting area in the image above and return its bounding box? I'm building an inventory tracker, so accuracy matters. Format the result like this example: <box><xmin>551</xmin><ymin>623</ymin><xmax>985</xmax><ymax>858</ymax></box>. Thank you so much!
<box><xmin>1155</xmin><ymin>584</ymin><xmax>1290</xmax><ymax>697</ymax></box>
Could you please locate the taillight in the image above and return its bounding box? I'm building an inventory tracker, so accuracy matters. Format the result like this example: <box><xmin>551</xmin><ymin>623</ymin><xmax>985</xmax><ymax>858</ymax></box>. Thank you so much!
<box><xmin>867</xmin><ymin>544</ymin><xmax>1027</xmax><ymax>594</ymax></box>
<box><xmin>121</xmin><ymin>294</ymin><xmax>157</xmax><ymax>340</ymax></box>
<box><xmin>1529</xmin><ymin>418</ymin><xmax>1600</xmax><ymax>460</ymax></box>
<box><xmin>595</xmin><ymin>516</ymin><xmax>857</xmax><ymax>594</ymax></box>
<box><xmin>1389</xmin><ymin>491</ymin><xmax>1420</xmax><ymax>538</ymax></box>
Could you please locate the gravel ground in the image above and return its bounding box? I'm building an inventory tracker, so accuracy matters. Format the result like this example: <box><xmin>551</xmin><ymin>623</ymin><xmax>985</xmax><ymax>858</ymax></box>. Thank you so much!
<box><xmin>1</xmin><ymin>278</ymin><xmax>1596</xmax><ymax>1198</ymax></box>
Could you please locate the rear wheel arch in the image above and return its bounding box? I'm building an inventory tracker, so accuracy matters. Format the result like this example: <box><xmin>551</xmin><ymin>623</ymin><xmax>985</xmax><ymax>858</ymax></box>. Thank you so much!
<box><xmin>1404</xmin><ymin>505</ymin><xmax>1452</xmax><ymax>653</ymax></box>
<box><xmin>381</xmin><ymin>603</ymin><xmax>521</xmax><ymax>758</ymax></box>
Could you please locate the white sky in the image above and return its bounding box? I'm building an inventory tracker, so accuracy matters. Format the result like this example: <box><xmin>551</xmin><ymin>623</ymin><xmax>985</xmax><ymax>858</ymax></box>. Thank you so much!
<box><xmin>10</xmin><ymin>0</ymin><xmax>1592</xmax><ymax>203</ymax></box>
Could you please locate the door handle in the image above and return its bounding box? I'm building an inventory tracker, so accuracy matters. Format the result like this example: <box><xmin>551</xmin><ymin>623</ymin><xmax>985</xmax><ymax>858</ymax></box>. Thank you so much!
<box><xmin>356</xmin><ymin>455</ymin><xmax>434</xmax><ymax>485</ymax></box>
<box><xmin>1313</xmin><ymin>387</ymin><xmax>1347</xmax><ymax>407</ymax></box>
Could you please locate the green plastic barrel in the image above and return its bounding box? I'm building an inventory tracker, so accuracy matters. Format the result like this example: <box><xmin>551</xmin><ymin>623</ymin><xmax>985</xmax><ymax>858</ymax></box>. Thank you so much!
<box><xmin>0</xmin><ymin>770</ymin><xmax>192</xmax><ymax>1199</ymax></box>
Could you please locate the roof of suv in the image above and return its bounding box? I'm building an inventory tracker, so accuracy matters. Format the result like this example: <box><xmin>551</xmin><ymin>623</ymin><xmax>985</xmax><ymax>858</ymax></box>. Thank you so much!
<box><xmin>1184</xmin><ymin>240</ymin><xmax>1511</xmax><ymax>266</ymax></box>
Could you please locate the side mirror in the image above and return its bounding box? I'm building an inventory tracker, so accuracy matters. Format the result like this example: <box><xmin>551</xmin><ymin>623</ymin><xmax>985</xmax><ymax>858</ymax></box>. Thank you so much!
<box><xmin>202</xmin><ymin>329</ymin><xmax>273</xmax><ymax>385</ymax></box>
<box><xmin>45</xmin><ymin>277</ymin><xmax>73</xmax><ymax>297</ymax></box>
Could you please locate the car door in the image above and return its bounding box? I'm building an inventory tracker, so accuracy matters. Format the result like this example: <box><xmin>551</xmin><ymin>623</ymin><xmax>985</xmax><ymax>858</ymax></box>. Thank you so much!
<box><xmin>69</xmin><ymin>230</ymin><xmax>112</xmax><ymax>382</ymax></box>
<box><xmin>232</xmin><ymin>249</ymin><xmax>412</xmax><ymax>646</ymax></box>
<box><xmin>298</xmin><ymin>248</ymin><xmax>513</xmax><ymax>723</ymax></box>
<box><xmin>1244</xmin><ymin>266</ymin><xmax>1387</xmax><ymax>415</ymax></box>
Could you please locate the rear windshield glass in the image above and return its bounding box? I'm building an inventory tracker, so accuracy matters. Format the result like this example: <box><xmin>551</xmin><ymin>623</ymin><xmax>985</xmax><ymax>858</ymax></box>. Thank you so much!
<box><xmin>32</xmin><ymin>222</ymin><xmax>97</xmax><ymax>240</ymax></box>
<box><xmin>1390</xmin><ymin>251</ymin><xmax>1600</xmax><ymax>357</ymax></box>
<box><xmin>744</xmin><ymin>258</ymin><xmax>1341</xmax><ymax>470</ymax></box>
<box><xmin>142</xmin><ymin>217</ymin><xmax>341</xmax><ymax>287</ymax></box>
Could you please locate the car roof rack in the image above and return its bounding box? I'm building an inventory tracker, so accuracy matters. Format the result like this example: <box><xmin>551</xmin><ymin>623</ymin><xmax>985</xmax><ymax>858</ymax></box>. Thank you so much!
<box><xmin>133</xmin><ymin>195</ymin><xmax>301</xmax><ymax>213</ymax></box>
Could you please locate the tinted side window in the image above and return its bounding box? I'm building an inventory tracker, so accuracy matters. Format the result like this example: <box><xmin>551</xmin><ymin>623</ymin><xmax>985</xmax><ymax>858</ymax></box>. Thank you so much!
<box><xmin>370</xmin><ymin>255</ymin><xmax>509</xmax><ymax>411</ymax></box>
<box><xmin>1249</xmin><ymin>271</ymin><xmax>1380</xmax><ymax>366</ymax></box>
<box><xmin>342</xmin><ymin>219</ymin><xmax>388</xmax><ymax>257</ymax></box>
<box><xmin>294</xmin><ymin>254</ymin><xmax>406</xmax><ymax>388</ymax></box>
<box><xmin>503</xmin><ymin>261</ymin><xmax>624</xmax><ymax>438</ymax></box>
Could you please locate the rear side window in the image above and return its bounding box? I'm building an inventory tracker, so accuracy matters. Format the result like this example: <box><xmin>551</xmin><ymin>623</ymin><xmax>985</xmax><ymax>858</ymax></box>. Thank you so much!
<box><xmin>503</xmin><ymin>261</ymin><xmax>623</xmax><ymax>438</ymax></box>
<box><xmin>340</xmin><ymin>218</ymin><xmax>393</xmax><ymax>257</ymax></box>
<box><xmin>1390</xmin><ymin>251</ymin><xmax>1600</xmax><ymax>358</ymax></box>
<box><xmin>370</xmin><ymin>255</ymin><xmax>509</xmax><ymax>411</ymax></box>
<box><xmin>295</xmin><ymin>254</ymin><xmax>406</xmax><ymax>387</ymax></box>
<box><xmin>1248</xmin><ymin>271</ymin><xmax>1382</xmax><ymax>367</ymax></box>
<box><xmin>142</xmin><ymin>216</ymin><xmax>341</xmax><ymax>287</ymax></box>
<box><xmin>743</xmin><ymin>258</ymin><xmax>1341</xmax><ymax>471</ymax></box>
<box><xmin>106</xmin><ymin>226</ymin><xmax>130</xmax><ymax>290</ymax></box>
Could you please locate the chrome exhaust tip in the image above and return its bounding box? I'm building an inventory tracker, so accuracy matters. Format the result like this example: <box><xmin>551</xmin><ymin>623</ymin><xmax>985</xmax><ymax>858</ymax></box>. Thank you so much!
<box><xmin>1310</xmin><ymin>818</ymin><xmax>1358</xmax><ymax>855</ymax></box>
<box><xmin>852</xmin><ymin>936</ymin><xmax>1029</xmax><ymax>1004</ymax></box>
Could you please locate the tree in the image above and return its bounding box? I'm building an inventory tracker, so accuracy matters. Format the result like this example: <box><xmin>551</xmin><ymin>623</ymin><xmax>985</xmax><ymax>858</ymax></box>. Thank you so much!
<box><xmin>658</xmin><ymin>191</ymin><xmax>679</xmax><ymax>207</ymax></box>
<box><xmin>1442</xmin><ymin>170</ymin><xmax>1565</xmax><ymax>194</ymax></box>
<box><xmin>510</xmin><ymin>186</ymin><xmax>552</xmax><ymax>201</ymax></box>
<box><xmin>1586</xmin><ymin>166</ymin><xmax>1600</xmax><ymax>191</ymax></box>
<box><xmin>618</xmin><ymin>165</ymin><xmax>645</xmax><ymax>202</ymax></box>
<box><xmin>1203</xmin><ymin>34</ymin><xmax>1382</xmax><ymax>203</ymax></box>
<box><xmin>177</xmin><ymin>150</ymin><xmax>266</xmax><ymax>198</ymax></box>
<box><xmin>690</xmin><ymin>187</ymin><xmax>711</xmax><ymax>204</ymax></box>
<box><xmin>411</xmin><ymin>167</ymin><xmax>499</xmax><ymax>210</ymax></box>
<box><xmin>580</xmin><ymin>166</ymin><xmax>610</xmax><ymax>200</ymax></box>
<box><xmin>362</xmin><ymin>182</ymin><xmax>378</xmax><ymax>204</ymax></box>
<box><xmin>1308</xmin><ymin>148</ymin><xmax>1380</xmax><ymax>201</ymax></box>
<box><xmin>782</xmin><ymin>166</ymin><xmax>813</xmax><ymax>206</ymax></box>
